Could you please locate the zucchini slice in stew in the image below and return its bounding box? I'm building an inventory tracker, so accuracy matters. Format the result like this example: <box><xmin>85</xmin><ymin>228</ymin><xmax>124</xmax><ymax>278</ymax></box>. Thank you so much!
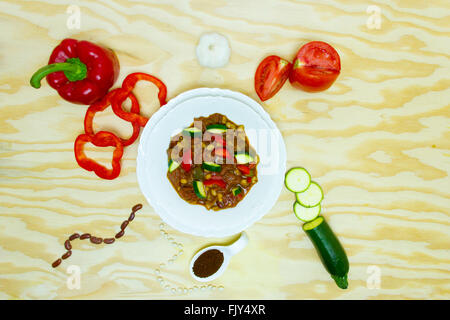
<box><xmin>234</xmin><ymin>152</ymin><xmax>254</xmax><ymax>164</ymax></box>
<box><xmin>206</xmin><ymin>124</ymin><xmax>227</xmax><ymax>134</ymax></box>
<box><xmin>168</xmin><ymin>159</ymin><xmax>181</xmax><ymax>172</ymax></box>
<box><xmin>182</xmin><ymin>127</ymin><xmax>202</xmax><ymax>136</ymax></box>
<box><xmin>232</xmin><ymin>186</ymin><xmax>242</xmax><ymax>196</ymax></box>
<box><xmin>202</xmin><ymin>162</ymin><xmax>221</xmax><ymax>172</ymax></box>
<box><xmin>193</xmin><ymin>180</ymin><xmax>207</xmax><ymax>199</ymax></box>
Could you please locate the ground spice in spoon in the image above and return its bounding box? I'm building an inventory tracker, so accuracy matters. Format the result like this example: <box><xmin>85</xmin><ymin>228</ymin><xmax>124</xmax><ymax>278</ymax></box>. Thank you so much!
<box><xmin>51</xmin><ymin>203</ymin><xmax>143</xmax><ymax>268</ymax></box>
<box><xmin>192</xmin><ymin>249</ymin><xmax>224</xmax><ymax>278</ymax></box>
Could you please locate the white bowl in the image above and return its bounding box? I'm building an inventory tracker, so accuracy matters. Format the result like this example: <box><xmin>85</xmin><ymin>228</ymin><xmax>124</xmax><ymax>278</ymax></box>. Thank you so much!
<box><xmin>189</xmin><ymin>232</ymin><xmax>249</xmax><ymax>282</ymax></box>
<box><xmin>136</xmin><ymin>88</ymin><xmax>286</xmax><ymax>237</ymax></box>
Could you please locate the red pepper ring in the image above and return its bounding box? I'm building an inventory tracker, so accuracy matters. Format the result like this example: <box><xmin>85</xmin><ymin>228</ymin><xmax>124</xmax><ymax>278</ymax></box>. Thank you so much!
<box><xmin>112</xmin><ymin>89</ymin><xmax>149</xmax><ymax>127</ymax></box>
<box><xmin>112</xmin><ymin>72</ymin><xmax>167</xmax><ymax>127</ymax></box>
<box><xmin>74</xmin><ymin>131</ymin><xmax>124</xmax><ymax>180</ymax></box>
<box><xmin>122</xmin><ymin>72</ymin><xmax>167</xmax><ymax>107</ymax></box>
<box><xmin>84</xmin><ymin>88</ymin><xmax>141</xmax><ymax>147</ymax></box>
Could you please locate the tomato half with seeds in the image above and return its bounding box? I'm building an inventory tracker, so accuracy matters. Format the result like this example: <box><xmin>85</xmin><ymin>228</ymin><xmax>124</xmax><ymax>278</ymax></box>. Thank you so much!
<box><xmin>289</xmin><ymin>41</ymin><xmax>341</xmax><ymax>92</ymax></box>
<box><xmin>254</xmin><ymin>55</ymin><xmax>292</xmax><ymax>101</ymax></box>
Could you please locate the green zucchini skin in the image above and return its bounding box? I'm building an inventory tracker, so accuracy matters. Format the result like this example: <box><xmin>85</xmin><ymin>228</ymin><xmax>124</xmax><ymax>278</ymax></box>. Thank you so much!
<box><xmin>303</xmin><ymin>217</ymin><xmax>349</xmax><ymax>289</ymax></box>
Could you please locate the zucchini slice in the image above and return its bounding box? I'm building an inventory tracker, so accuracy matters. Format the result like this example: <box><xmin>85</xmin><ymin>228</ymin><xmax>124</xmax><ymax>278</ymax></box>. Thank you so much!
<box><xmin>206</xmin><ymin>124</ymin><xmax>227</xmax><ymax>134</ymax></box>
<box><xmin>285</xmin><ymin>167</ymin><xmax>311</xmax><ymax>193</ymax></box>
<box><xmin>193</xmin><ymin>180</ymin><xmax>207</xmax><ymax>199</ymax></box>
<box><xmin>303</xmin><ymin>216</ymin><xmax>349</xmax><ymax>290</ymax></box>
<box><xmin>234</xmin><ymin>152</ymin><xmax>254</xmax><ymax>164</ymax></box>
<box><xmin>168</xmin><ymin>159</ymin><xmax>180</xmax><ymax>173</ymax></box>
<box><xmin>202</xmin><ymin>162</ymin><xmax>222</xmax><ymax>172</ymax></box>
<box><xmin>293</xmin><ymin>202</ymin><xmax>321</xmax><ymax>222</ymax></box>
<box><xmin>182</xmin><ymin>127</ymin><xmax>202</xmax><ymax>137</ymax></box>
<box><xmin>295</xmin><ymin>181</ymin><xmax>323</xmax><ymax>208</ymax></box>
<box><xmin>232</xmin><ymin>186</ymin><xmax>242</xmax><ymax>196</ymax></box>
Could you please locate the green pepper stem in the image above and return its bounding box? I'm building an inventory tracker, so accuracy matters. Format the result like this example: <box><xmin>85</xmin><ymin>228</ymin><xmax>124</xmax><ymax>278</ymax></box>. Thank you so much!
<box><xmin>30</xmin><ymin>57</ymin><xmax>87</xmax><ymax>89</ymax></box>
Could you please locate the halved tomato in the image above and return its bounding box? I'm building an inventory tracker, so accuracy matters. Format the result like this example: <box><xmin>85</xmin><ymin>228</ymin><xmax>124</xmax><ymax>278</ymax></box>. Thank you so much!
<box><xmin>255</xmin><ymin>55</ymin><xmax>292</xmax><ymax>101</ymax></box>
<box><xmin>289</xmin><ymin>41</ymin><xmax>341</xmax><ymax>92</ymax></box>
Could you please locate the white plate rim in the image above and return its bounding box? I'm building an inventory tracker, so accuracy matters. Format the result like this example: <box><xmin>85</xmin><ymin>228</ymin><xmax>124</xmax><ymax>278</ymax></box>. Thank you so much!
<box><xmin>136</xmin><ymin>88</ymin><xmax>286</xmax><ymax>237</ymax></box>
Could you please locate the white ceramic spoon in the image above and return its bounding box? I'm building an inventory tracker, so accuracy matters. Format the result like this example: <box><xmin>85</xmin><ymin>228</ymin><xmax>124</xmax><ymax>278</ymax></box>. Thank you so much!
<box><xmin>189</xmin><ymin>232</ymin><xmax>249</xmax><ymax>282</ymax></box>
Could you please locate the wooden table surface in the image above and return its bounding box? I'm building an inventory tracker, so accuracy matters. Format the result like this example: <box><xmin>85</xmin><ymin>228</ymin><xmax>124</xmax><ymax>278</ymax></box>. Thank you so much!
<box><xmin>0</xmin><ymin>0</ymin><xmax>449</xmax><ymax>300</ymax></box>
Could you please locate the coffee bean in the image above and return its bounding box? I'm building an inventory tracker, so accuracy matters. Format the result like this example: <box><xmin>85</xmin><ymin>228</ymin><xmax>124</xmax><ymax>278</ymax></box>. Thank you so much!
<box><xmin>52</xmin><ymin>259</ymin><xmax>62</xmax><ymax>268</ymax></box>
<box><xmin>132</xmin><ymin>204</ymin><xmax>143</xmax><ymax>212</ymax></box>
<box><xmin>103</xmin><ymin>238</ymin><xmax>115</xmax><ymax>244</ymax></box>
<box><xmin>69</xmin><ymin>233</ymin><xmax>80</xmax><ymax>241</ymax></box>
<box><xmin>128</xmin><ymin>212</ymin><xmax>135</xmax><ymax>222</ymax></box>
<box><xmin>64</xmin><ymin>240</ymin><xmax>72</xmax><ymax>250</ymax></box>
<box><xmin>120</xmin><ymin>220</ymin><xmax>129</xmax><ymax>230</ymax></box>
<box><xmin>80</xmin><ymin>233</ymin><xmax>91</xmax><ymax>240</ymax></box>
<box><xmin>115</xmin><ymin>230</ymin><xmax>125</xmax><ymax>239</ymax></box>
<box><xmin>62</xmin><ymin>251</ymin><xmax>72</xmax><ymax>260</ymax></box>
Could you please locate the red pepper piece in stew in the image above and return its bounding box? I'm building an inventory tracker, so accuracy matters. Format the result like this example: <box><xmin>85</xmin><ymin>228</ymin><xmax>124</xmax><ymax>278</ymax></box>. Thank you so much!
<box><xmin>214</xmin><ymin>147</ymin><xmax>233</xmax><ymax>161</ymax></box>
<box><xmin>204</xmin><ymin>177</ymin><xmax>227</xmax><ymax>189</ymax></box>
<box><xmin>236</xmin><ymin>164</ymin><xmax>251</xmax><ymax>175</ymax></box>
<box><xmin>211</xmin><ymin>134</ymin><xmax>225</xmax><ymax>146</ymax></box>
<box><xmin>181</xmin><ymin>149</ymin><xmax>193</xmax><ymax>172</ymax></box>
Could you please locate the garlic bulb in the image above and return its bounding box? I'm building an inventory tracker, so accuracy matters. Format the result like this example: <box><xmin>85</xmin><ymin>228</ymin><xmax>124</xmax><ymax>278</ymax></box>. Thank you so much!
<box><xmin>196</xmin><ymin>32</ymin><xmax>231</xmax><ymax>68</ymax></box>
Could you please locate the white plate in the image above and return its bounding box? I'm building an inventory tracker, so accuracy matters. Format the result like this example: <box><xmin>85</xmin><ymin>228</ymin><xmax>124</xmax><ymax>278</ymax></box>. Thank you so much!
<box><xmin>137</xmin><ymin>88</ymin><xmax>286</xmax><ymax>237</ymax></box>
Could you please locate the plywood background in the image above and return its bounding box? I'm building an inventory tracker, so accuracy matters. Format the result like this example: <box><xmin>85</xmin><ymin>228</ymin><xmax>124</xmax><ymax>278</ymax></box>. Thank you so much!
<box><xmin>0</xmin><ymin>0</ymin><xmax>449</xmax><ymax>299</ymax></box>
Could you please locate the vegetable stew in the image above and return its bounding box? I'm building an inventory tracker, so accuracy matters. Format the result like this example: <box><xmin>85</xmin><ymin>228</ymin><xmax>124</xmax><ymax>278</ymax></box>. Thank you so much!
<box><xmin>166</xmin><ymin>113</ymin><xmax>259</xmax><ymax>211</ymax></box>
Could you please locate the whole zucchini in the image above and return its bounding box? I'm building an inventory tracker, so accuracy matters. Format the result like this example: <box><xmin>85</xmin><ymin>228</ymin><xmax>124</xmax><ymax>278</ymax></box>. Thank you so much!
<box><xmin>302</xmin><ymin>216</ymin><xmax>349</xmax><ymax>289</ymax></box>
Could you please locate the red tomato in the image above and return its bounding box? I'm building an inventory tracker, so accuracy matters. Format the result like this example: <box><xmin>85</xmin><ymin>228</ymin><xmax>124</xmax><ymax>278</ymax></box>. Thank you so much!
<box><xmin>289</xmin><ymin>41</ymin><xmax>341</xmax><ymax>92</ymax></box>
<box><xmin>254</xmin><ymin>55</ymin><xmax>292</xmax><ymax>101</ymax></box>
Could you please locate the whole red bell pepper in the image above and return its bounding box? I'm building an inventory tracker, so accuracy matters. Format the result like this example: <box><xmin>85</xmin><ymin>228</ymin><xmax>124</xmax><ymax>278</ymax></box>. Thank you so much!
<box><xmin>30</xmin><ymin>38</ymin><xmax>120</xmax><ymax>105</ymax></box>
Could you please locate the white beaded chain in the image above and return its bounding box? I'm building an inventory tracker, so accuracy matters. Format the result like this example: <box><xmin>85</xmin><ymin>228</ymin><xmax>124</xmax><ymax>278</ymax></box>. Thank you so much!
<box><xmin>155</xmin><ymin>222</ymin><xmax>224</xmax><ymax>295</ymax></box>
